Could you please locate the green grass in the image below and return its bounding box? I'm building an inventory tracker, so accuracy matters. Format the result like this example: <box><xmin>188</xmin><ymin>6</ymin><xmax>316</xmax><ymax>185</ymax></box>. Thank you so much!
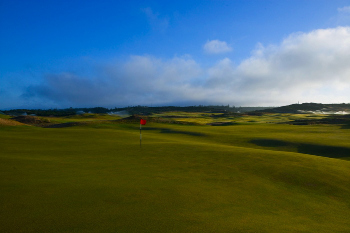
<box><xmin>0</xmin><ymin>113</ymin><xmax>11</xmax><ymax>119</ymax></box>
<box><xmin>1</xmin><ymin>115</ymin><xmax>350</xmax><ymax>232</ymax></box>
<box><xmin>151</xmin><ymin>112</ymin><xmax>332</xmax><ymax>125</ymax></box>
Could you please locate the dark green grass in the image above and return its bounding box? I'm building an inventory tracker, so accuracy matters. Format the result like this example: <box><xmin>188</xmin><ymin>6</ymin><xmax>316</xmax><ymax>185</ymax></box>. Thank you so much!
<box><xmin>0</xmin><ymin>113</ymin><xmax>11</xmax><ymax>119</ymax></box>
<box><xmin>1</xmin><ymin>122</ymin><xmax>350</xmax><ymax>232</ymax></box>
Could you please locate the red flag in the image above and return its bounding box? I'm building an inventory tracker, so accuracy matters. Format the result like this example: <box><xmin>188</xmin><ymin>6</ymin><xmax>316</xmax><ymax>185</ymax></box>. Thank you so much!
<box><xmin>140</xmin><ymin>119</ymin><xmax>146</xmax><ymax>125</ymax></box>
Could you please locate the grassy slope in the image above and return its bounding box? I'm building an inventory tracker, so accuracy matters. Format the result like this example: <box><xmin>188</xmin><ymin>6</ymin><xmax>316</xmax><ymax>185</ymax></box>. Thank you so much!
<box><xmin>0</xmin><ymin>121</ymin><xmax>350</xmax><ymax>232</ymax></box>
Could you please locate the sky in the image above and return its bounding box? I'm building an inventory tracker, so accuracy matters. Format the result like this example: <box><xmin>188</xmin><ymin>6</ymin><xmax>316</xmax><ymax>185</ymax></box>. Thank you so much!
<box><xmin>1</xmin><ymin>0</ymin><xmax>350</xmax><ymax>109</ymax></box>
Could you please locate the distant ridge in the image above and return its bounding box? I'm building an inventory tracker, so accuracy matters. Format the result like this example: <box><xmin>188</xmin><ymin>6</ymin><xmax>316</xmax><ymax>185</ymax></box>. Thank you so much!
<box><xmin>2</xmin><ymin>103</ymin><xmax>350</xmax><ymax>116</ymax></box>
<box><xmin>258</xmin><ymin>103</ymin><xmax>350</xmax><ymax>114</ymax></box>
<box><xmin>1</xmin><ymin>105</ymin><xmax>274</xmax><ymax>116</ymax></box>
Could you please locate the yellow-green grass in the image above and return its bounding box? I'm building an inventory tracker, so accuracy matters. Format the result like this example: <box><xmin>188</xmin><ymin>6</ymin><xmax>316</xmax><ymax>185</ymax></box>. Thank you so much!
<box><xmin>0</xmin><ymin>114</ymin><xmax>26</xmax><ymax>126</ymax></box>
<box><xmin>0</xmin><ymin>118</ymin><xmax>25</xmax><ymax>126</ymax></box>
<box><xmin>0</xmin><ymin>120</ymin><xmax>350</xmax><ymax>232</ymax></box>
<box><xmin>152</xmin><ymin>112</ymin><xmax>331</xmax><ymax>125</ymax></box>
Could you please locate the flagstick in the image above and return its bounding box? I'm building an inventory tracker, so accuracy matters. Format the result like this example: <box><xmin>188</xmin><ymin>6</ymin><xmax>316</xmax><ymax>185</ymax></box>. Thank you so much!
<box><xmin>140</xmin><ymin>123</ymin><xmax>142</xmax><ymax>148</ymax></box>
<box><xmin>139</xmin><ymin>119</ymin><xmax>146</xmax><ymax>148</ymax></box>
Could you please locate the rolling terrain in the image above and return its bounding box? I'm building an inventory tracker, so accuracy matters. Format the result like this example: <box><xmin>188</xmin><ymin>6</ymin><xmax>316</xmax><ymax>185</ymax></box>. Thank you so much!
<box><xmin>1</xmin><ymin>112</ymin><xmax>350</xmax><ymax>232</ymax></box>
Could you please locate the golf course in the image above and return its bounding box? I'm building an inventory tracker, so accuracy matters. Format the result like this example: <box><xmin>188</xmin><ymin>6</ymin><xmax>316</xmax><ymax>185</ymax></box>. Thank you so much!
<box><xmin>1</xmin><ymin>112</ymin><xmax>350</xmax><ymax>232</ymax></box>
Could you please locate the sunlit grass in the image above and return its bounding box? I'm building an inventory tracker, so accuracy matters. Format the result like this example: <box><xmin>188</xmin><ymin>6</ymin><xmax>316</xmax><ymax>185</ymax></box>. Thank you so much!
<box><xmin>151</xmin><ymin>112</ymin><xmax>334</xmax><ymax>125</ymax></box>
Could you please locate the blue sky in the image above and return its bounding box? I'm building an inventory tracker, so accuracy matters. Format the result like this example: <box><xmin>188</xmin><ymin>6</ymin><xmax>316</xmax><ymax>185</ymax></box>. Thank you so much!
<box><xmin>1</xmin><ymin>0</ymin><xmax>350</xmax><ymax>109</ymax></box>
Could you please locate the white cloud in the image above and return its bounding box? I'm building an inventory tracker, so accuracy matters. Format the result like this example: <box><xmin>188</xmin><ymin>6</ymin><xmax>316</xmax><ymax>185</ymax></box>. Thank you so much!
<box><xmin>331</xmin><ymin>6</ymin><xmax>350</xmax><ymax>25</ymax></box>
<box><xmin>22</xmin><ymin>27</ymin><xmax>350</xmax><ymax>107</ymax></box>
<box><xmin>338</xmin><ymin>6</ymin><xmax>350</xmax><ymax>13</ymax></box>
<box><xmin>203</xmin><ymin>40</ymin><xmax>232</xmax><ymax>54</ymax></box>
<box><xmin>213</xmin><ymin>27</ymin><xmax>350</xmax><ymax>105</ymax></box>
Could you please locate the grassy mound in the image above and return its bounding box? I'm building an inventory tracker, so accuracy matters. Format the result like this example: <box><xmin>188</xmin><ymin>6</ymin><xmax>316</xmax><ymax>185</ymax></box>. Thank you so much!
<box><xmin>11</xmin><ymin>115</ymin><xmax>51</xmax><ymax>126</ymax></box>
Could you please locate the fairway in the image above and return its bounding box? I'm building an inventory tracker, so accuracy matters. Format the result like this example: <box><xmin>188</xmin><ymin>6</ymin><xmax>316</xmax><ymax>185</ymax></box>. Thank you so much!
<box><xmin>1</xmin><ymin>117</ymin><xmax>350</xmax><ymax>232</ymax></box>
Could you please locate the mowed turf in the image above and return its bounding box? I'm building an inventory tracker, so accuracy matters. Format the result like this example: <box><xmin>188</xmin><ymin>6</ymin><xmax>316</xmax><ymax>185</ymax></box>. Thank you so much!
<box><xmin>1</xmin><ymin>121</ymin><xmax>350</xmax><ymax>232</ymax></box>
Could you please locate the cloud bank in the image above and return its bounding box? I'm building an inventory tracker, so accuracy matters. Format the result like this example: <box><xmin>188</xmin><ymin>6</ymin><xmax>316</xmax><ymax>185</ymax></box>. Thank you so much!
<box><xmin>23</xmin><ymin>27</ymin><xmax>350</xmax><ymax>108</ymax></box>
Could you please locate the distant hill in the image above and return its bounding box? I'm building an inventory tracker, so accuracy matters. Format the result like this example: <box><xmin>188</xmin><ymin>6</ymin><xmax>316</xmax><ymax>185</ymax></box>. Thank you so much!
<box><xmin>1</xmin><ymin>105</ymin><xmax>274</xmax><ymax>117</ymax></box>
<box><xmin>4</xmin><ymin>103</ymin><xmax>350</xmax><ymax>116</ymax></box>
<box><xmin>258</xmin><ymin>103</ymin><xmax>350</xmax><ymax>114</ymax></box>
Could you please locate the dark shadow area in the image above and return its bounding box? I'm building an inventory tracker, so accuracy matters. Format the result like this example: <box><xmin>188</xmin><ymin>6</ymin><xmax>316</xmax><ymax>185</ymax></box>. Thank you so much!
<box><xmin>298</xmin><ymin>144</ymin><xmax>350</xmax><ymax>158</ymax></box>
<box><xmin>340</xmin><ymin>124</ymin><xmax>350</xmax><ymax>129</ymax></box>
<box><xmin>139</xmin><ymin>127</ymin><xmax>205</xmax><ymax>136</ymax></box>
<box><xmin>45</xmin><ymin>122</ymin><xmax>87</xmax><ymax>128</ymax></box>
<box><xmin>288</xmin><ymin>114</ymin><xmax>350</xmax><ymax>127</ymax></box>
<box><xmin>207</xmin><ymin>122</ymin><xmax>238</xmax><ymax>126</ymax></box>
<box><xmin>160</xmin><ymin>128</ymin><xmax>205</xmax><ymax>136</ymax></box>
<box><xmin>251</xmin><ymin>139</ymin><xmax>350</xmax><ymax>159</ymax></box>
<box><xmin>140</xmin><ymin>127</ymin><xmax>162</xmax><ymax>131</ymax></box>
<box><xmin>250</xmin><ymin>139</ymin><xmax>291</xmax><ymax>147</ymax></box>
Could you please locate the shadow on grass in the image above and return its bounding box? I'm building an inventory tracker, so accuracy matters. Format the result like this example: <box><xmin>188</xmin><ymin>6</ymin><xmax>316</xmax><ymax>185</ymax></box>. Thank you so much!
<box><xmin>298</xmin><ymin>144</ymin><xmax>350</xmax><ymax>159</ymax></box>
<box><xmin>250</xmin><ymin>139</ymin><xmax>291</xmax><ymax>147</ymax></box>
<box><xmin>341</xmin><ymin>124</ymin><xmax>350</xmax><ymax>129</ymax></box>
<box><xmin>207</xmin><ymin>122</ymin><xmax>239</xmax><ymax>126</ymax></box>
<box><xmin>159</xmin><ymin>129</ymin><xmax>205</xmax><ymax>136</ymax></box>
<box><xmin>141</xmin><ymin>127</ymin><xmax>205</xmax><ymax>136</ymax></box>
<box><xmin>251</xmin><ymin>139</ymin><xmax>350</xmax><ymax>159</ymax></box>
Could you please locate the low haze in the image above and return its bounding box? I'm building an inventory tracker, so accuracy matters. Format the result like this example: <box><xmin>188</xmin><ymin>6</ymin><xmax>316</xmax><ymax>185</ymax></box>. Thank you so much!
<box><xmin>1</xmin><ymin>0</ymin><xmax>350</xmax><ymax>109</ymax></box>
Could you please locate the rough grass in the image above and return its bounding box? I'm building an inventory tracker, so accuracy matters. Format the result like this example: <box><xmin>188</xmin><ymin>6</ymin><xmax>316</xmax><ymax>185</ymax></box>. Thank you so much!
<box><xmin>0</xmin><ymin>118</ymin><xmax>26</xmax><ymax>126</ymax></box>
<box><xmin>151</xmin><ymin>112</ymin><xmax>334</xmax><ymax>125</ymax></box>
<box><xmin>0</xmin><ymin>116</ymin><xmax>350</xmax><ymax>232</ymax></box>
<box><xmin>46</xmin><ymin>113</ymin><xmax>122</xmax><ymax>124</ymax></box>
